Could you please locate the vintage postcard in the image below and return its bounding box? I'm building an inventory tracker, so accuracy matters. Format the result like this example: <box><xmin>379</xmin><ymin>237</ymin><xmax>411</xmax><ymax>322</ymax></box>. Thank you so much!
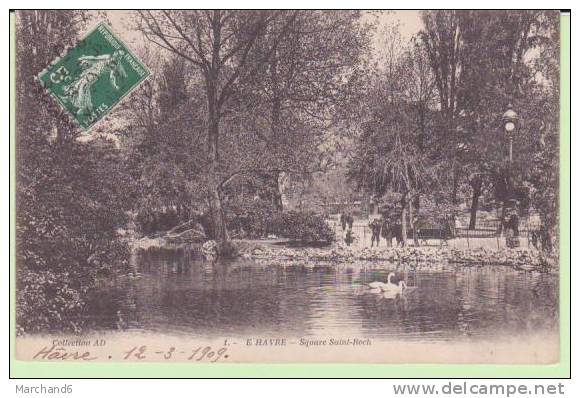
<box><xmin>13</xmin><ymin>10</ymin><xmax>563</xmax><ymax>367</ymax></box>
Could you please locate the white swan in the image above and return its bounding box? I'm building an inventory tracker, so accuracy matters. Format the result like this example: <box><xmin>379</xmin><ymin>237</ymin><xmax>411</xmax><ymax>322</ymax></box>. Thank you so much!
<box><xmin>368</xmin><ymin>272</ymin><xmax>395</xmax><ymax>291</ymax></box>
<box><xmin>381</xmin><ymin>281</ymin><xmax>408</xmax><ymax>299</ymax></box>
<box><xmin>381</xmin><ymin>280</ymin><xmax>407</xmax><ymax>294</ymax></box>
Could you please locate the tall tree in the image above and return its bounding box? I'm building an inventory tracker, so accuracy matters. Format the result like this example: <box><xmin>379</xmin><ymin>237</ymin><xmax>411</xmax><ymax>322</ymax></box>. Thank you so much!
<box><xmin>136</xmin><ymin>11</ymin><xmax>299</xmax><ymax>252</ymax></box>
<box><xmin>399</xmin><ymin>39</ymin><xmax>437</xmax><ymax>153</ymax></box>
<box><xmin>419</xmin><ymin>11</ymin><xmax>463</xmax><ymax>209</ymax></box>
<box><xmin>136</xmin><ymin>11</ymin><xmax>368</xmax><ymax>250</ymax></box>
<box><xmin>420</xmin><ymin>10</ymin><xmax>559</xmax><ymax>233</ymax></box>
<box><xmin>348</xmin><ymin>21</ymin><xmax>440</xmax><ymax>245</ymax></box>
<box><xmin>456</xmin><ymin>11</ymin><xmax>558</xmax><ymax>232</ymax></box>
<box><xmin>348</xmin><ymin>67</ymin><xmax>434</xmax><ymax>246</ymax></box>
<box><xmin>230</xmin><ymin>11</ymin><xmax>369</xmax><ymax>210</ymax></box>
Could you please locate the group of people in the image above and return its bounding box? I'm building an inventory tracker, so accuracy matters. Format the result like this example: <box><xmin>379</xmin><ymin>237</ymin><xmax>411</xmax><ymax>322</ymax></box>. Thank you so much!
<box><xmin>368</xmin><ymin>216</ymin><xmax>404</xmax><ymax>247</ymax></box>
<box><xmin>502</xmin><ymin>206</ymin><xmax>520</xmax><ymax>248</ymax></box>
<box><xmin>340</xmin><ymin>212</ymin><xmax>355</xmax><ymax>246</ymax></box>
<box><xmin>339</xmin><ymin>211</ymin><xmax>405</xmax><ymax>248</ymax></box>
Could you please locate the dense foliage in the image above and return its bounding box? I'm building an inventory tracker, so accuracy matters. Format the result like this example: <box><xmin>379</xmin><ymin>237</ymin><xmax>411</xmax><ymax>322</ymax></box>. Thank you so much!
<box><xmin>224</xmin><ymin>198</ymin><xmax>277</xmax><ymax>239</ymax></box>
<box><xmin>135</xmin><ymin>206</ymin><xmax>192</xmax><ymax>236</ymax></box>
<box><xmin>270</xmin><ymin>211</ymin><xmax>335</xmax><ymax>244</ymax></box>
<box><xmin>347</xmin><ymin>10</ymin><xmax>560</xmax><ymax>250</ymax></box>
<box><xmin>224</xmin><ymin>198</ymin><xmax>335</xmax><ymax>244</ymax></box>
<box><xmin>134</xmin><ymin>11</ymin><xmax>369</xmax><ymax>251</ymax></box>
<box><xmin>16</xmin><ymin>11</ymin><xmax>132</xmax><ymax>334</ymax></box>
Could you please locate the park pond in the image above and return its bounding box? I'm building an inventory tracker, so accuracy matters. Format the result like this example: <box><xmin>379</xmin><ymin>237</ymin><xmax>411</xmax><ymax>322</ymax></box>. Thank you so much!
<box><xmin>84</xmin><ymin>247</ymin><xmax>559</xmax><ymax>343</ymax></box>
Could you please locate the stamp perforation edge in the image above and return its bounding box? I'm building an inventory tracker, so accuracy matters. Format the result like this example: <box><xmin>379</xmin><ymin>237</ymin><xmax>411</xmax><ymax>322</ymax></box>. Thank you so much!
<box><xmin>36</xmin><ymin>19</ymin><xmax>152</xmax><ymax>133</ymax></box>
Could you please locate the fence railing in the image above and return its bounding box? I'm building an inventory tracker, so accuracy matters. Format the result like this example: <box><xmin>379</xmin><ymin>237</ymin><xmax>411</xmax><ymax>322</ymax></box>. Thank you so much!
<box><xmin>332</xmin><ymin>218</ymin><xmax>541</xmax><ymax>249</ymax></box>
<box><xmin>455</xmin><ymin>227</ymin><xmax>498</xmax><ymax>238</ymax></box>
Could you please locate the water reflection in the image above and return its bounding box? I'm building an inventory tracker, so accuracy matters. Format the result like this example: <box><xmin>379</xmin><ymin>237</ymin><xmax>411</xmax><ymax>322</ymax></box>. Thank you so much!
<box><xmin>104</xmin><ymin>248</ymin><xmax>559</xmax><ymax>342</ymax></box>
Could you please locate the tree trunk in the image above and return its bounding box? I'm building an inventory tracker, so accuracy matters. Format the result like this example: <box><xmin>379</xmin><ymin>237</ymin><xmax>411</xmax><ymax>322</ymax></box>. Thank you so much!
<box><xmin>409</xmin><ymin>199</ymin><xmax>418</xmax><ymax>246</ymax></box>
<box><xmin>207</xmin><ymin>115</ymin><xmax>229</xmax><ymax>248</ymax></box>
<box><xmin>208</xmin><ymin>187</ymin><xmax>229</xmax><ymax>246</ymax></box>
<box><xmin>400</xmin><ymin>194</ymin><xmax>407</xmax><ymax>247</ymax></box>
<box><xmin>205</xmin><ymin>65</ymin><xmax>230</xmax><ymax>252</ymax></box>
<box><xmin>401</xmin><ymin>206</ymin><xmax>407</xmax><ymax>247</ymax></box>
<box><xmin>451</xmin><ymin>163</ymin><xmax>459</xmax><ymax>207</ymax></box>
<box><xmin>497</xmin><ymin>202</ymin><xmax>506</xmax><ymax>236</ymax></box>
<box><xmin>269</xmin><ymin>48</ymin><xmax>283</xmax><ymax>211</ymax></box>
<box><xmin>413</xmin><ymin>194</ymin><xmax>421</xmax><ymax>215</ymax></box>
<box><xmin>272</xmin><ymin>173</ymin><xmax>283</xmax><ymax>211</ymax></box>
<box><xmin>468</xmin><ymin>176</ymin><xmax>482</xmax><ymax>230</ymax></box>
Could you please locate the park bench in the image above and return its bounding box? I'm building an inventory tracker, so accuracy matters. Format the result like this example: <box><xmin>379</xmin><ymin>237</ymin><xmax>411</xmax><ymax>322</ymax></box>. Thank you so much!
<box><xmin>414</xmin><ymin>224</ymin><xmax>453</xmax><ymax>246</ymax></box>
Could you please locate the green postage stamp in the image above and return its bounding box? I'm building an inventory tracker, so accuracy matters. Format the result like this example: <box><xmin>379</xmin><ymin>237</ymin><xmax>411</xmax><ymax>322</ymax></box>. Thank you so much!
<box><xmin>39</xmin><ymin>22</ymin><xmax>150</xmax><ymax>131</ymax></box>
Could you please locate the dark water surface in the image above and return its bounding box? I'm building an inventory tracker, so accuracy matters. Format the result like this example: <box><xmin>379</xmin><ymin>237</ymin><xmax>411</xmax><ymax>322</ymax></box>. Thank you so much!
<box><xmin>94</xmin><ymin>249</ymin><xmax>558</xmax><ymax>342</ymax></box>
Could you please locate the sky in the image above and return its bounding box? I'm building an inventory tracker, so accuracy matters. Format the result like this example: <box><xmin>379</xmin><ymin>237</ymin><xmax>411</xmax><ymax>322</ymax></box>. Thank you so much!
<box><xmin>373</xmin><ymin>10</ymin><xmax>423</xmax><ymax>41</ymax></box>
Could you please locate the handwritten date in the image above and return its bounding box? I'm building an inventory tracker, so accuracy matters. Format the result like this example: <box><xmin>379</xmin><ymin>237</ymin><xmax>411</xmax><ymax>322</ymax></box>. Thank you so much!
<box><xmin>32</xmin><ymin>344</ymin><xmax>229</xmax><ymax>362</ymax></box>
<box><xmin>123</xmin><ymin>345</ymin><xmax>229</xmax><ymax>362</ymax></box>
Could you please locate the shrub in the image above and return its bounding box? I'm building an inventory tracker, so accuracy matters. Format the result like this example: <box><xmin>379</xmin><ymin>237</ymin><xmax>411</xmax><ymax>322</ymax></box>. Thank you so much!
<box><xmin>16</xmin><ymin>141</ymin><xmax>131</xmax><ymax>334</ymax></box>
<box><xmin>224</xmin><ymin>198</ymin><xmax>276</xmax><ymax>239</ymax></box>
<box><xmin>136</xmin><ymin>206</ymin><xmax>191</xmax><ymax>236</ymax></box>
<box><xmin>16</xmin><ymin>240</ymin><xmax>129</xmax><ymax>334</ymax></box>
<box><xmin>224</xmin><ymin>199</ymin><xmax>334</xmax><ymax>244</ymax></box>
<box><xmin>270</xmin><ymin>211</ymin><xmax>335</xmax><ymax>244</ymax></box>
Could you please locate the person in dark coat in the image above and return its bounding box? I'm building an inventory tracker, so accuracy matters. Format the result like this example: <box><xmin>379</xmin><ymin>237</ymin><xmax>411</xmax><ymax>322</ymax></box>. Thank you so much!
<box><xmin>340</xmin><ymin>213</ymin><xmax>347</xmax><ymax>231</ymax></box>
<box><xmin>369</xmin><ymin>218</ymin><xmax>382</xmax><ymax>247</ymax></box>
<box><xmin>392</xmin><ymin>220</ymin><xmax>403</xmax><ymax>247</ymax></box>
<box><xmin>346</xmin><ymin>213</ymin><xmax>354</xmax><ymax>230</ymax></box>
<box><xmin>345</xmin><ymin>228</ymin><xmax>354</xmax><ymax>246</ymax></box>
<box><xmin>381</xmin><ymin>217</ymin><xmax>392</xmax><ymax>247</ymax></box>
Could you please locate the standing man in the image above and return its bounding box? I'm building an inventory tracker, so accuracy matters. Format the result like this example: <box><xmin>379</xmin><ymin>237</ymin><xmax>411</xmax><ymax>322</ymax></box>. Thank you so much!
<box><xmin>346</xmin><ymin>212</ymin><xmax>354</xmax><ymax>230</ymax></box>
<box><xmin>381</xmin><ymin>216</ymin><xmax>392</xmax><ymax>247</ymax></box>
<box><xmin>345</xmin><ymin>228</ymin><xmax>354</xmax><ymax>247</ymax></box>
<box><xmin>369</xmin><ymin>218</ymin><xmax>382</xmax><ymax>247</ymax></box>
<box><xmin>393</xmin><ymin>218</ymin><xmax>403</xmax><ymax>247</ymax></box>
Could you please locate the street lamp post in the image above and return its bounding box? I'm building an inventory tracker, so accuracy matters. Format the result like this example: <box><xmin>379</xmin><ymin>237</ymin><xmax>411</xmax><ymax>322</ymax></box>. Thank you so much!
<box><xmin>502</xmin><ymin>104</ymin><xmax>518</xmax><ymax>163</ymax></box>
<box><xmin>502</xmin><ymin>104</ymin><xmax>519</xmax><ymax>248</ymax></box>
